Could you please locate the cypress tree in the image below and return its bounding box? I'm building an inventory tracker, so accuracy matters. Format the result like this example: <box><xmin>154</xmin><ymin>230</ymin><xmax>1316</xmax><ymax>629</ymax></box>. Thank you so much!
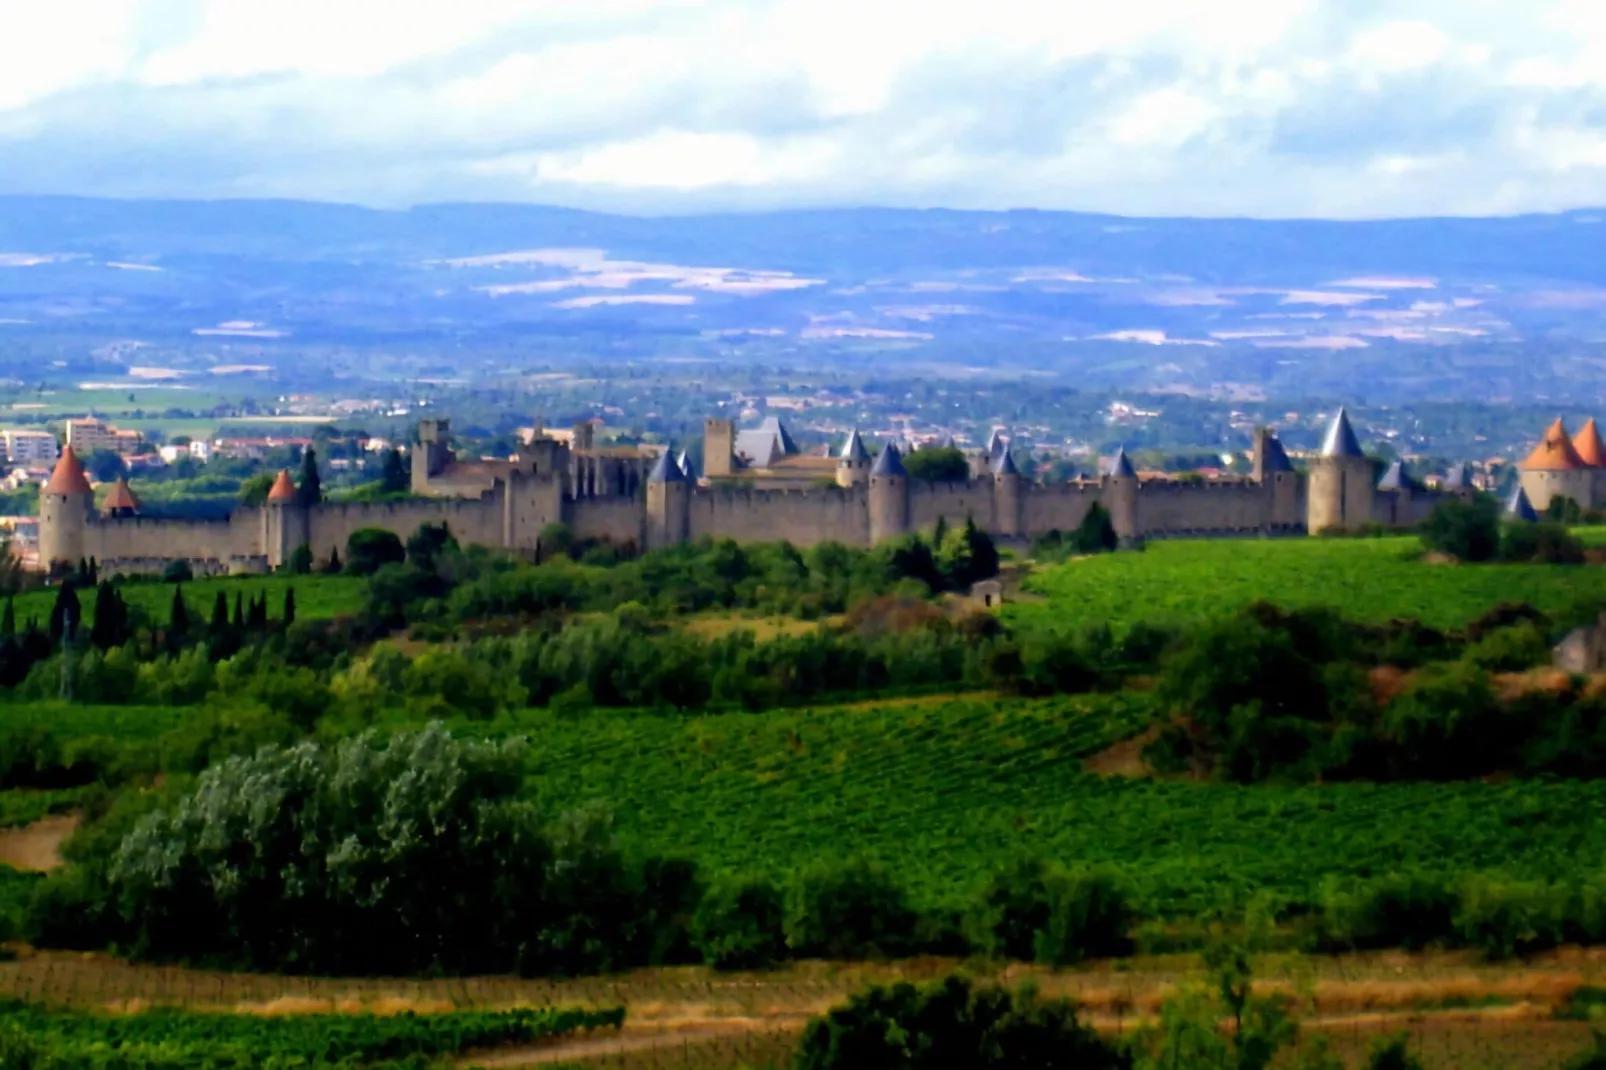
<box><xmin>211</xmin><ymin>591</ymin><xmax>229</xmax><ymax>634</ymax></box>
<box><xmin>284</xmin><ymin>587</ymin><xmax>296</xmax><ymax>627</ymax></box>
<box><xmin>232</xmin><ymin>593</ymin><xmax>245</xmax><ymax>630</ymax></box>
<box><xmin>170</xmin><ymin>586</ymin><xmax>189</xmax><ymax>636</ymax></box>
<box><xmin>50</xmin><ymin>583</ymin><xmax>80</xmax><ymax>644</ymax></box>
<box><xmin>249</xmin><ymin>593</ymin><xmax>267</xmax><ymax>631</ymax></box>
<box><xmin>91</xmin><ymin>582</ymin><xmax>120</xmax><ymax>650</ymax></box>
<box><xmin>1</xmin><ymin>598</ymin><xmax>13</xmax><ymax>639</ymax></box>
<box><xmin>297</xmin><ymin>447</ymin><xmax>323</xmax><ymax>506</ymax></box>
<box><xmin>326</xmin><ymin>547</ymin><xmax>342</xmax><ymax>574</ymax></box>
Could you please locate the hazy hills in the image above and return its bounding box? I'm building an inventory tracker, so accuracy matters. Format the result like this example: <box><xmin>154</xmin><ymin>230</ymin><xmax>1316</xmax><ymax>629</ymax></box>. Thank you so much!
<box><xmin>2</xmin><ymin>196</ymin><xmax>1604</xmax><ymax>402</ymax></box>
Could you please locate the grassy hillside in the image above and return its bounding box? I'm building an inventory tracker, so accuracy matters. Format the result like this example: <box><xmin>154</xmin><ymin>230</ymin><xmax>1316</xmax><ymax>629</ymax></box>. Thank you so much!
<box><xmin>8</xmin><ymin>573</ymin><xmax>365</xmax><ymax>628</ymax></box>
<box><xmin>479</xmin><ymin>694</ymin><xmax>1606</xmax><ymax>917</ymax></box>
<box><xmin>1008</xmin><ymin>534</ymin><xmax>1606</xmax><ymax>633</ymax></box>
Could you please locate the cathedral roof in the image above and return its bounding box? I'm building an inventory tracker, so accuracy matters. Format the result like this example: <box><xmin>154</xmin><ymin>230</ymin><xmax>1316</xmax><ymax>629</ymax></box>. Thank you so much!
<box><xmin>267</xmin><ymin>469</ymin><xmax>298</xmax><ymax>502</ymax></box>
<box><xmin>43</xmin><ymin>446</ymin><xmax>92</xmax><ymax>496</ymax></box>
<box><xmin>840</xmin><ymin>429</ymin><xmax>870</xmax><ymax>463</ymax></box>
<box><xmin>1506</xmin><ymin>484</ymin><xmax>1539</xmax><ymax>522</ymax></box>
<box><xmin>1320</xmin><ymin>408</ymin><xmax>1365</xmax><ymax>459</ymax></box>
<box><xmin>1103</xmin><ymin>447</ymin><xmax>1137</xmax><ymax>479</ymax></box>
<box><xmin>871</xmin><ymin>443</ymin><xmax>906</xmax><ymax>477</ymax></box>
<box><xmin>1376</xmin><ymin>460</ymin><xmax>1407</xmax><ymax>491</ymax></box>
<box><xmin>1522</xmin><ymin>418</ymin><xmax>1588</xmax><ymax>471</ymax></box>
<box><xmin>103</xmin><ymin>476</ymin><xmax>139</xmax><ymax>512</ymax></box>
<box><xmin>1259</xmin><ymin>434</ymin><xmax>1294</xmax><ymax>473</ymax></box>
<box><xmin>648</xmin><ymin>450</ymin><xmax>686</xmax><ymax>484</ymax></box>
<box><xmin>1575</xmin><ymin>418</ymin><xmax>1606</xmax><ymax>467</ymax></box>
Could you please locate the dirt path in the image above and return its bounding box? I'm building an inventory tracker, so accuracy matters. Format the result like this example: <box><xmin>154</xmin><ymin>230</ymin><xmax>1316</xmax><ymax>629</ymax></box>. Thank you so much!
<box><xmin>0</xmin><ymin>813</ymin><xmax>79</xmax><ymax>872</ymax></box>
<box><xmin>463</xmin><ymin>1019</ymin><xmax>810</xmax><ymax>1068</ymax></box>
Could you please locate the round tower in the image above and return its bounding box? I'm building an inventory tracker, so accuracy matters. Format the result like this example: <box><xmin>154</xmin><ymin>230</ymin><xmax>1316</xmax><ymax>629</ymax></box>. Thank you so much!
<box><xmin>1101</xmin><ymin>447</ymin><xmax>1139</xmax><ymax>545</ymax></box>
<box><xmin>868</xmin><ymin>444</ymin><xmax>910</xmax><ymax>545</ymax></box>
<box><xmin>1308</xmin><ymin>407</ymin><xmax>1374</xmax><ymax>534</ymax></box>
<box><xmin>264</xmin><ymin>469</ymin><xmax>304</xmax><ymax>569</ymax></box>
<box><xmin>992</xmin><ymin>447</ymin><xmax>1022</xmax><ymax>538</ymax></box>
<box><xmin>837</xmin><ymin>429</ymin><xmax>871</xmax><ymax>488</ymax></box>
<box><xmin>645</xmin><ymin>450</ymin><xmax>690</xmax><ymax>550</ymax></box>
<box><xmin>1518</xmin><ymin>417</ymin><xmax>1592</xmax><ymax>515</ymax></box>
<box><xmin>38</xmin><ymin>446</ymin><xmax>93</xmax><ymax>570</ymax></box>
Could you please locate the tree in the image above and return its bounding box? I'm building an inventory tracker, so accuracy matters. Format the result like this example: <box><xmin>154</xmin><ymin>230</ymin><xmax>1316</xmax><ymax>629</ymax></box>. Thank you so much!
<box><xmin>902</xmin><ymin>446</ymin><xmax>970</xmax><ymax>484</ymax></box>
<box><xmin>937</xmin><ymin>517</ymin><xmax>1000</xmax><ymax>589</ymax></box>
<box><xmin>691</xmin><ymin>877</ymin><xmax>787</xmax><ymax>970</ymax></box>
<box><xmin>238</xmin><ymin>473</ymin><xmax>275</xmax><ymax>506</ymax></box>
<box><xmin>283</xmin><ymin>588</ymin><xmax>296</xmax><ymax>628</ymax></box>
<box><xmin>1420</xmin><ymin>496</ymin><xmax>1500</xmax><ymax>562</ymax></box>
<box><xmin>324</xmin><ymin>547</ymin><xmax>342</xmax><ymax>574</ymax></box>
<box><xmin>346</xmin><ymin>528</ymin><xmax>407</xmax><ymax>576</ymax></box>
<box><xmin>406</xmin><ymin>522</ymin><xmax>456</xmax><ymax>573</ymax></box>
<box><xmin>89</xmin><ymin>582</ymin><xmax>128</xmax><ymax>650</ymax></box>
<box><xmin>232</xmin><ymin>593</ymin><xmax>245</xmax><ymax>631</ymax></box>
<box><xmin>380</xmin><ymin>448</ymin><xmax>409</xmax><ymax>494</ymax></box>
<box><xmin>48</xmin><ymin>583</ymin><xmax>80</xmax><ymax>644</ymax></box>
<box><xmin>795</xmin><ymin>975</ymin><xmax>1128</xmax><ymax>1070</ymax></box>
<box><xmin>296</xmin><ymin>447</ymin><xmax>323</xmax><ymax>506</ymax></box>
<box><xmin>1366</xmin><ymin>1036</ymin><xmax>1425</xmax><ymax>1070</ymax></box>
<box><xmin>1073</xmin><ymin>502</ymin><xmax>1119</xmax><ymax>555</ymax></box>
<box><xmin>170</xmin><ymin>586</ymin><xmax>190</xmax><ymax>637</ymax></box>
<box><xmin>83</xmin><ymin>449</ymin><xmax>126</xmax><ymax>483</ymax></box>
<box><xmin>287</xmin><ymin>543</ymin><xmax>313</xmax><ymax>575</ymax></box>
<box><xmin>0</xmin><ymin>599</ymin><xmax>12</xmax><ymax>640</ymax></box>
<box><xmin>211</xmin><ymin>591</ymin><xmax>229</xmax><ymax>634</ymax></box>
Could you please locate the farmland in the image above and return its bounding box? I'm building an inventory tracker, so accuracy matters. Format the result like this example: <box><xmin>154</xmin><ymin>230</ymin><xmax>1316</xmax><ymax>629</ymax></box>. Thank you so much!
<box><xmin>9</xmin><ymin>572</ymin><xmax>366</xmax><ymax>627</ymax></box>
<box><xmin>480</xmin><ymin>694</ymin><xmax>1606</xmax><ymax>918</ymax></box>
<box><xmin>1009</xmin><ymin>533</ymin><xmax>1606</xmax><ymax>633</ymax></box>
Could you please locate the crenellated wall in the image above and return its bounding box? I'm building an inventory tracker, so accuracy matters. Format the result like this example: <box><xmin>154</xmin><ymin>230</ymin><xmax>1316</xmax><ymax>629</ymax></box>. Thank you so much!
<box><xmin>83</xmin><ymin>513</ymin><xmax>260</xmax><ymax>564</ymax></box>
<box><xmin>1136</xmin><ymin>479</ymin><xmax>1270</xmax><ymax>535</ymax></box>
<box><xmin>303</xmin><ymin>497</ymin><xmax>506</xmax><ymax>564</ymax></box>
<box><xmin>574</xmin><ymin>494</ymin><xmax>646</xmax><ymax>547</ymax></box>
<box><xmin>909</xmin><ymin>482</ymin><xmax>997</xmax><ymax>532</ymax></box>
<box><xmin>688</xmin><ymin>483</ymin><xmax>871</xmax><ymax>547</ymax></box>
<box><xmin>1021</xmin><ymin>482</ymin><xmax>1103</xmax><ymax>535</ymax></box>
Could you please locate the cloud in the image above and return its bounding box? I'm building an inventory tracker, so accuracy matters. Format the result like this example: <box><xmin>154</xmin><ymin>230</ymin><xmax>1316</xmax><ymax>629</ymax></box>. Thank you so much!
<box><xmin>1</xmin><ymin>0</ymin><xmax>1605</xmax><ymax>216</ymax></box>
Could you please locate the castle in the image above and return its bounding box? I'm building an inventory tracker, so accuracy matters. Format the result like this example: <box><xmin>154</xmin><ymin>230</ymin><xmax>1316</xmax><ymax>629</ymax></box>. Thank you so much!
<box><xmin>1516</xmin><ymin>417</ymin><xmax>1606</xmax><ymax>515</ymax></box>
<box><xmin>34</xmin><ymin>408</ymin><xmax>1484</xmax><ymax>576</ymax></box>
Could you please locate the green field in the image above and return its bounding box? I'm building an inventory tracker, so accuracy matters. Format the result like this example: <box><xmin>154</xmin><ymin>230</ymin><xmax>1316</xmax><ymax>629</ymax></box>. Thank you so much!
<box><xmin>485</xmin><ymin>695</ymin><xmax>1606</xmax><ymax>917</ymax></box>
<box><xmin>1009</xmin><ymin>535</ymin><xmax>1606</xmax><ymax>633</ymax></box>
<box><xmin>9</xmin><ymin>573</ymin><xmax>366</xmax><ymax>628</ymax></box>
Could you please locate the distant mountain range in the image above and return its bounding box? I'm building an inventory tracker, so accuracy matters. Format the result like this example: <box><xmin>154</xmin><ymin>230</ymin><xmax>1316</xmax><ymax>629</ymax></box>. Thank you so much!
<box><xmin>2</xmin><ymin>196</ymin><xmax>1604</xmax><ymax>403</ymax></box>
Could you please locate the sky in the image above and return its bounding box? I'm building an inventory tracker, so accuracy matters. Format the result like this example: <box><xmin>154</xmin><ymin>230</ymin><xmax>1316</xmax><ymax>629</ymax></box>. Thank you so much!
<box><xmin>2</xmin><ymin>0</ymin><xmax>1606</xmax><ymax>218</ymax></box>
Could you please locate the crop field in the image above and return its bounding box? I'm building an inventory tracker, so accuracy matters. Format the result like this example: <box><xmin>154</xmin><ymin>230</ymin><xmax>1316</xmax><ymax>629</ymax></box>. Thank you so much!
<box><xmin>9</xmin><ymin>573</ymin><xmax>366</xmax><ymax>627</ymax></box>
<box><xmin>0</xmin><ymin>949</ymin><xmax>1602</xmax><ymax>1069</ymax></box>
<box><xmin>486</xmin><ymin>695</ymin><xmax>1606</xmax><ymax>916</ymax></box>
<box><xmin>1009</xmin><ymin>535</ymin><xmax>1606</xmax><ymax>633</ymax></box>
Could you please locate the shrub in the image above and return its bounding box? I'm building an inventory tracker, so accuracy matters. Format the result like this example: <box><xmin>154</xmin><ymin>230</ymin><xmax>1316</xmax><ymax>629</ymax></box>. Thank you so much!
<box><xmin>1367</xmin><ymin>1035</ymin><xmax>1426</xmax><ymax>1070</ymax></box>
<box><xmin>160</xmin><ymin>560</ymin><xmax>194</xmax><ymax>584</ymax></box>
<box><xmin>345</xmin><ymin>528</ymin><xmax>407</xmax><ymax>576</ymax></box>
<box><xmin>794</xmin><ymin>975</ymin><xmax>1128</xmax><ymax>1070</ymax></box>
<box><xmin>287</xmin><ymin>542</ymin><xmax>314</xmax><ymax>575</ymax></box>
<box><xmin>691</xmin><ymin>877</ymin><xmax>787</xmax><ymax>969</ymax></box>
<box><xmin>1420</xmin><ymin>496</ymin><xmax>1500</xmax><ymax>562</ymax></box>
<box><xmin>785</xmin><ymin>859</ymin><xmax>920</xmax><ymax>959</ymax></box>
<box><xmin>1501</xmin><ymin>521</ymin><xmax>1585</xmax><ymax>565</ymax></box>
<box><xmin>972</xmin><ymin>860</ymin><xmax>1134</xmax><ymax>965</ymax></box>
<box><xmin>1454</xmin><ymin>877</ymin><xmax>1566</xmax><ymax>960</ymax></box>
<box><xmin>1319</xmin><ymin>874</ymin><xmax>1458</xmax><ymax>951</ymax></box>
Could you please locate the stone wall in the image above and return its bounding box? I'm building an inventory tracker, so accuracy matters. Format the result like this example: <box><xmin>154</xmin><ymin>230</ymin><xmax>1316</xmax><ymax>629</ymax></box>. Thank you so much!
<box><xmin>1020</xmin><ymin>482</ymin><xmax>1103</xmax><ymax>536</ymax></box>
<box><xmin>688</xmin><ymin>484</ymin><xmax>870</xmax><ymax>547</ymax></box>
<box><xmin>83</xmin><ymin>513</ymin><xmax>260</xmax><ymax>564</ymax></box>
<box><xmin>909</xmin><ymin>481</ymin><xmax>997</xmax><ymax>533</ymax></box>
<box><xmin>571</xmin><ymin>495</ymin><xmax>645</xmax><ymax>547</ymax></box>
<box><xmin>1136</xmin><ymin>480</ymin><xmax>1268</xmax><ymax>535</ymax></box>
<box><xmin>303</xmin><ymin>498</ymin><xmax>505</xmax><ymax>564</ymax></box>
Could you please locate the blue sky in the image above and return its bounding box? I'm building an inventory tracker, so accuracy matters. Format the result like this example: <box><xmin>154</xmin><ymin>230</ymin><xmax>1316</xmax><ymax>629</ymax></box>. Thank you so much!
<box><xmin>3</xmin><ymin>0</ymin><xmax>1605</xmax><ymax>217</ymax></box>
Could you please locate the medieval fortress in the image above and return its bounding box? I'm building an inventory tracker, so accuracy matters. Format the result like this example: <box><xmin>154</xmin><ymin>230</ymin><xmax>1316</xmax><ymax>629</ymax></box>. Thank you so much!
<box><xmin>35</xmin><ymin>406</ymin><xmax>1572</xmax><ymax>576</ymax></box>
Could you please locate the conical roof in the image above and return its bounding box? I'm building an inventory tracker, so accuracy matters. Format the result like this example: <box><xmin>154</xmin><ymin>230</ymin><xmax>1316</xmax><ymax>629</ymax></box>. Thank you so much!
<box><xmin>1320</xmin><ymin>407</ymin><xmax>1365</xmax><ymax>459</ymax></box>
<box><xmin>840</xmin><ymin>429</ymin><xmax>870</xmax><ymax>463</ymax></box>
<box><xmin>1259</xmin><ymin>434</ymin><xmax>1294</xmax><ymax>473</ymax></box>
<box><xmin>1575</xmin><ymin>418</ymin><xmax>1606</xmax><ymax>467</ymax></box>
<box><xmin>1521</xmin><ymin>418</ymin><xmax>1587</xmax><ymax>471</ymax></box>
<box><xmin>995</xmin><ymin>449</ymin><xmax>1021</xmax><ymax>477</ymax></box>
<box><xmin>1377</xmin><ymin>460</ymin><xmax>1407</xmax><ymax>491</ymax></box>
<box><xmin>676</xmin><ymin>450</ymin><xmax>694</xmax><ymax>479</ymax></box>
<box><xmin>1443</xmin><ymin>463</ymin><xmax>1473</xmax><ymax>491</ymax></box>
<box><xmin>1506</xmin><ymin>484</ymin><xmax>1539</xmax><ymax>522</ymax></box>
<box><xmin>1103</xmin><ymin>447</ymin><xmax>1137</xmax><ymax>479</ymax></box>
<box><xmin>43</xmin><ymin>445</ymin><xmax>92</xmax><ymax>495</ymax></box>
<box><xmin>648</xmin><ymin>450</ymin><xmax>686</xmax><ymax>484</ymax></box>
<box><xmin>267</xmin><ymin>469</ymin><xmax>297</xmax><ymax>502</ymax></box>
<box><xmin>103</xmin><ymin>476</ymin><xmax>139</xmax><ymax>512</ymax></box>
<box><xmin>871</xmin><ymin>443</ymin><xmax>906</xmax><ymax>477</ymax></box>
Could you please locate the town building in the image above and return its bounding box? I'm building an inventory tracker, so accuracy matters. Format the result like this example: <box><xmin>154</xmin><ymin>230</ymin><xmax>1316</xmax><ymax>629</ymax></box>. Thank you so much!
<box><xmin>2</xmin><ymin>429</ymin><xmax>59</xmax><ymax>466</ymax></box>
<box><xmin>63</xmin><ymin>418</ymin><xmax>144</xmax><ymax>457</ymax></box>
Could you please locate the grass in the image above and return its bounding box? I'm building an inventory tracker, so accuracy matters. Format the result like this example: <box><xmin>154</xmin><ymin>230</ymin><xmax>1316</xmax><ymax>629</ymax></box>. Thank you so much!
<box><xmin>1008</xmin><ymin>535</ymin><xmax>1606</xmax><ymax>634</ymax></box>
<box><xmin>7</xmin><ymin>573</ymin><xmax>366</xmax><ymax>629</ymax></box>
<box><xmin>452</xmin><ymin>695</ymin><xmax>1606</xmax><ymax>917</ymax></box>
